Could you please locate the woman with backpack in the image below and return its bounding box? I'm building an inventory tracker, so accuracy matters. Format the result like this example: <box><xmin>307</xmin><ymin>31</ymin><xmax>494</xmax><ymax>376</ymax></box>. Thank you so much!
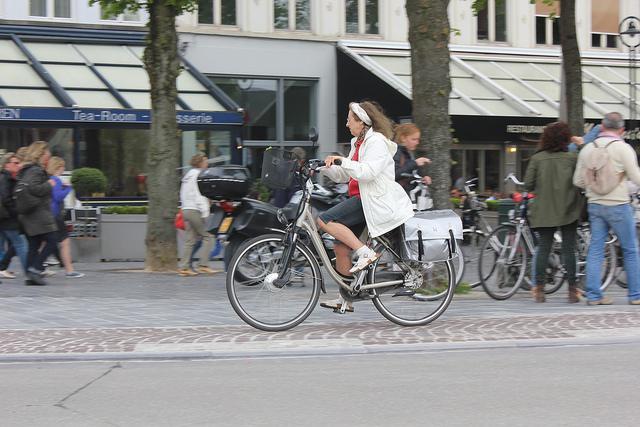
<box><xmin>16</xmin><ymin>141</ymin><xmax>58</xmax><ymax>286</ymax></box>
<box><xmin>524</xmin><ymin>121</ymin><xmax>584</xmax><ymax>303</ymax></box>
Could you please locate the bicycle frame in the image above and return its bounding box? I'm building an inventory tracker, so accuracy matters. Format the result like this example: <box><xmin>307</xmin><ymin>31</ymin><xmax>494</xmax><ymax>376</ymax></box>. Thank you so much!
<box><xmin>282</xmin><ymin>171</ymin><xmax>406</xmax><ymax>294</ymax></box>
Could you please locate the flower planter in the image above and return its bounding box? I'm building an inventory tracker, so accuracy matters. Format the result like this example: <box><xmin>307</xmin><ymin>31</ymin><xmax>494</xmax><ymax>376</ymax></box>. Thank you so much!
<box><xmin>100</xmin><ymin>214</ymin><xmax>148</xmax><ymax>261</ymax></box>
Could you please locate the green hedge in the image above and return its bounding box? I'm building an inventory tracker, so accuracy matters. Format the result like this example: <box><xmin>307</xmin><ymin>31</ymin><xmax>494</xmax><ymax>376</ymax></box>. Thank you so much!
<box><xmin>101</xmin><ymin>206</ymin><xmax>148</xmax><ymax>215</ymax></box>
<box><xmin>485</xmin><ymin>200</ymin><xmax>499</xmax><ymax>211</ymax></box>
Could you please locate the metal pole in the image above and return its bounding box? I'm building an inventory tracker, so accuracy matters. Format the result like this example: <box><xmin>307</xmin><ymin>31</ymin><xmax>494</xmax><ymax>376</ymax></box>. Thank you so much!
<box><xmin>631</xmin><ymin>47</ymin><xmax>637</xmax><ymax>143</ymax></box>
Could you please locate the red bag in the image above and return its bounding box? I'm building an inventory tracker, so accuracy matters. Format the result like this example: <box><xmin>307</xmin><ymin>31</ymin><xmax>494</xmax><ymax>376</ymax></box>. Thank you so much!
<box><xmin>174</xmin><ymin>210</ymin><xmax>185</xmax><ymax>230</ymax></box>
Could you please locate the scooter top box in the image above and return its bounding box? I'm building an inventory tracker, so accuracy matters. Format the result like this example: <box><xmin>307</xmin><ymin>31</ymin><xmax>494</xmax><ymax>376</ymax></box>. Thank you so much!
<box><xmin>197</xmin><ymin>165</ymin><xmax>251</xmax><ymax>200</ymax></box>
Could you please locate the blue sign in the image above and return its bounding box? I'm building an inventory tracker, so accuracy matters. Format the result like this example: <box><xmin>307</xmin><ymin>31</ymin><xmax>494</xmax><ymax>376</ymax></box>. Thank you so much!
<box><xmin>0</xmin><ymin>107</ymin><xmax>243</xmax><ymax>127</ymax></box>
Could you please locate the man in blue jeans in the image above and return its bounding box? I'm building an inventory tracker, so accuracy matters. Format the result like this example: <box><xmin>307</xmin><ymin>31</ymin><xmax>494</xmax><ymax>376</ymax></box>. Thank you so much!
<box><xmin>0</xmin><ymin>152</ymin><xmax>29</xmax><ymax>278</ymax></box>
<box><xmin>574</xmin><ymin>112</ymin><xmax>640</xmax><ymax>305</ymax></box>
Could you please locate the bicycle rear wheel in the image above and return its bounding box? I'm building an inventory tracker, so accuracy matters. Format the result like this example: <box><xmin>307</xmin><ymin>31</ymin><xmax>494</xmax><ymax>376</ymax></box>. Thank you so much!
<box><xmin>226</xmin><ymin>234</ymin><xmax>321</xmax><ymax>331</ymax></box>
<box><xmin>454</xmin><ymin>242</ymin><xmax>464</xmax><ymax>286</ymax></box>
<box><xmin>479</xmin><ymin>224</ymin><xmax>527</xmax><ymax>300</ymax></box>
<box><xmin>368</xmin><ymin>252</ymin><xmax>455</xmax><ymax>327</ymax></box>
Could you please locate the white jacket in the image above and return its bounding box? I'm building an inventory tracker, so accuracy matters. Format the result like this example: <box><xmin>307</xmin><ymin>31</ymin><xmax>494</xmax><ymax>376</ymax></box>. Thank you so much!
<box><xmin>322</xmin><ymin>128</ymin><xmax>414</xmax><ymax>238</ymax></box>
<box><xmin>180</xmin><ymin>168</ymin><xmax>210</xmax><ymax>218</ymax></box>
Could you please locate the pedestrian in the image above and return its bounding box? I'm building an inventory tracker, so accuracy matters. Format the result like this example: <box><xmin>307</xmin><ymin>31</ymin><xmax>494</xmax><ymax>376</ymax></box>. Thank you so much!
<box><xmin>318</xmin><ymin>101</ymin><xmax>414</xmax><ymax>312</ymax></box>
<box><xmin>573</xmin><ymin>112</ymin><xmax>640</xmax><ymax>305</ymax></box>
<box><xmin>0</xmin><ymin>152</ymin><xmax>29</xmax><ymax>279</ymax></box>
<box><xmin>393</xmin><ymin>123</ymin><xmax>431</xmax><ymax>193</ymax></box>
<box><xmin>177</xmin><ymin>153</ymin><xmax>217</xmax><ymax>276</ymax></box>
<box><xmin>524</xmin><ymin>122</ymin><xmax>584</xmax><ymax>303</ymax></box>
<box><xmin>16</xmin><ymin>141</ymin><xmax>58</xmax><ymax>286</ymax></box>
<box><xmin>47</xmin><ymin>156</ymin><xmax>84</xmax><ymax>278</ymax></box>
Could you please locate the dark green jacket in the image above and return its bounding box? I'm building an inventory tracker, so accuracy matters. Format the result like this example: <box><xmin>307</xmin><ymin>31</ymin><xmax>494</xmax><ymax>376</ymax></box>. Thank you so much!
<box><xmin>524</xmin><ymin>150</ymin><xmax>583</xmax><ymax>228</ymax></box>
<box><xmin>16</xmin><ymin>164</ymin><xmax>57</xmax><ymax>236</ymax></box>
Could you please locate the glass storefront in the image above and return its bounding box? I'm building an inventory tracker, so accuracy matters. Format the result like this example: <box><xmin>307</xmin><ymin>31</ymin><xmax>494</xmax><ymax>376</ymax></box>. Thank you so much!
<box><xmin>451</xmin><ymin>145</ymin><xmax>503</xmax><ymax>194</ymax></box>
<box><xmin>0</xmin><ymin>126</ymin><xmax>233</xmax><ymax>197</ymax></box>
<box><xmin>0</xmin><ymin>127</ymin><xmax>74</xmax><ymax>168</ymax></box>
<box><xmin>209</xmin><ymin>75</ymin><xmax>317</xmax><ymax>178</ymax></box>
<box><xmin>210</xmin><ymin>77</ymin><xmax>278</xmax><ymax>141</ymax></box>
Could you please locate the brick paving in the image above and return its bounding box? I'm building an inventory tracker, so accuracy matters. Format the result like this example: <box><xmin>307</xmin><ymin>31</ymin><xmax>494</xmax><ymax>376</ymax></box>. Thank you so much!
<box><xmin>1</xmin><ymin>312</ymin><xmax>640</xmax><ymax>358</ymax></box>
<box><xmin>1</xmin><ymin>261</ymin><xmax>639</xmax><ymax>360</ymax></box>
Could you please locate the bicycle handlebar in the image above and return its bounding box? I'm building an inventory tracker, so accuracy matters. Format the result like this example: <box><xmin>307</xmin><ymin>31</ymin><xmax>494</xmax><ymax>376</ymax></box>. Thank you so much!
<box><xmin>504</xmin><ymin>173</ymin><xmax>525</xmax><ymax>186</ymax></box>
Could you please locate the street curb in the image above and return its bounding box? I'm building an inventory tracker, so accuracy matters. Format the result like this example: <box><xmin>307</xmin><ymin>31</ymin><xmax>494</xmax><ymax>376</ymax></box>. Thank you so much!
<box><xmin>2</xmin><ymin>333</ymin><xmax>639</xmax><ymax>363</ymax></box>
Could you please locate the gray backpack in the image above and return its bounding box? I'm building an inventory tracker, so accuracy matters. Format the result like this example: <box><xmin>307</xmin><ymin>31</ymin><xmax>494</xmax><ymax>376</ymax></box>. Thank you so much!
<box><xmin>583</xmin><ymin>138</ymin><xmax>623</xmax><ymax>195</ymax></box>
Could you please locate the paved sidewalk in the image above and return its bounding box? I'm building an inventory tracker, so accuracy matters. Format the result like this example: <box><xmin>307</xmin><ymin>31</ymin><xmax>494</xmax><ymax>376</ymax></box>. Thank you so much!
<box><xmin>0</xmin><ymin>261</ymin><xmax>638</xmax><ymax>361</ymax></box>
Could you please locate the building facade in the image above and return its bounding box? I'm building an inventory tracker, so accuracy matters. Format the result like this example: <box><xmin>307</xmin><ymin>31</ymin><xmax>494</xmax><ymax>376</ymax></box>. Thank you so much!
<box><xmin>1</xmin><ymin>1</ymin><xmax>640</xmax><ymax>194</ymax></box>
<box><xmin>174</xmin><ymin>0</ymin><xmax>640</xmax><ymax>192</ymax></box>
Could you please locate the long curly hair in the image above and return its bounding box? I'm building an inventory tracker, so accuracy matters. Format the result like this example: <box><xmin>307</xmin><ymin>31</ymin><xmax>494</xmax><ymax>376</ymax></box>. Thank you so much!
<box><xmin>539</xmin><ymin>121</ymin><xmax>571</xmax><ymax>153</ymax></box>
<box><xmin>358</xmin><ymin>100</ymin><xmax>394</xmax><ymax>140</ymax></box>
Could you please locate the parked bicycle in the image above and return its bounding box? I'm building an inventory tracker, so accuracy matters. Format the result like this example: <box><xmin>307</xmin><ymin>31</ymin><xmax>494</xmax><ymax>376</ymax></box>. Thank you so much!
<box><xmin>478</xmin><ymin>173</ymin><xmax>616</xmax><ymax>300</ymax></box>
<box><xmin>458</xmin><ymin>178</ymin><xmax>494</xmax><ymax>287</ymax></box>
<box><xmin>226</xmin><ymin>136</ymin><xmax>459</xmax><ymax>331</ymax></box>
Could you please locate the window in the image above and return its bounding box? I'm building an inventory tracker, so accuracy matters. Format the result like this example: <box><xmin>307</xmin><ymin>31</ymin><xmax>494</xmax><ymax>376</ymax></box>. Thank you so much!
<box><xmin>209</xmin><ymin>76</ymin><xmax>316</xmax><ymax>144</ymax></box>
<box><xmin>101</xmin><ymin>5</ymin><xmax>140</xmax><ymax>21</ymax></box>
<box><xmin>29</xmin><ymin>0</ymin><xmax>71</xmax><ymax>18</ymax></box>
<box><xmin>198</xmin><ymin>0</ymin><xmax>236</xmax><ymax>25</ymax></box>
<box><xmin>535</xmin><ymin>16</ymin><xmax>560</xmax><ymax>45</ymax></box>
<box><xmin>345</xmin><ymin>0</ymin><xmax>378</xmax><ymax>35</ymax></box>
<box><xmin>591</xmin><ymin>0</ymin><xmax>619</xmax><ymax>49</ymax></box>
<box><xmin>274</xmin><ymin>0</ymin><xmax>311</xmax><ymax>31</ymax></box>
<box><xmin>476</xmin><ymin>0</ymin><xmax>506</xmax><ymax>42</ymax></box>
<box><xmin>592</xmin><ymin>33</ymin><xmax>618</xmax><ymax>49</ymax></box>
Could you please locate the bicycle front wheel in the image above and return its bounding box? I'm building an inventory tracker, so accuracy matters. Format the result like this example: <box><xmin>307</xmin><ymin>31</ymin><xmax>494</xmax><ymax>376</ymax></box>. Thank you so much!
<box><xmin>226</xmin><ymin>234</ymin><xmax>322</xmax><ymax>331</ymax></box>
<box><xmin>479</xmin><ymin>224</ymin><xmax>528</xmax><ymax>300</ymax></box>
<box><xmin>368</xmin><ymin>252</ymin><xmax>455</xmax><ymax>327</ymax></box>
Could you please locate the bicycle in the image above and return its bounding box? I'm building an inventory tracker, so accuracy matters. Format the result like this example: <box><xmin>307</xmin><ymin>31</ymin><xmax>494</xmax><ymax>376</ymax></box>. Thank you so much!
<box><xmin>226</xmin><ymin>146</ymin><xmax>458</xmax><ymax>331</ymax></box>
<box><xmin>458</xmin><ymin>178</ymin><xmax>494</xmax><ymax>288</ymax></box>
<box><xmin>478</xmin><ymin>173</ymin><xmax>616</xmax><ymax>300</ymax></box>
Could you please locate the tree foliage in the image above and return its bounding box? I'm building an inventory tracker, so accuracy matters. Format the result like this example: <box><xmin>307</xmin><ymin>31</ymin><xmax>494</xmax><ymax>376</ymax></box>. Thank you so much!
<box><xmin>89</xmin><ymin>0</ymin><xmax>197</xmax><ymax>15</ymax></box>
<box><xmin>472</xmin><ymin>0</ymin><xmax>555</xmax><ymax>15</ymax></box>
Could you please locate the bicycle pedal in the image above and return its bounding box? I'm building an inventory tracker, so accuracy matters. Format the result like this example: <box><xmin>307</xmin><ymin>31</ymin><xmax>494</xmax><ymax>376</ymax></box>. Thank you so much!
<box><xmin>392</xmin><ymin>289</ymin><xmax>415</xmax><ymax>297</ymax></box>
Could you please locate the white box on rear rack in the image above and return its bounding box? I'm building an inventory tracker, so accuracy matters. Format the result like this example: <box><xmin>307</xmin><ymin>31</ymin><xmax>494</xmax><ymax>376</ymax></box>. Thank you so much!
<box><xmin>404</xmin><ymin>209</ymin><xmax>463</xmax><ymax>262</ymax></box>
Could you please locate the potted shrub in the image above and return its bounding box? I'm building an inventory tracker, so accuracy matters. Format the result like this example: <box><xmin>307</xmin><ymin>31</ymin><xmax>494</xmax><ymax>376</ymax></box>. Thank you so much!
<box><xmin>71</xmin><ymin>168</ymin><xmax>107</xmax><ymax>197</ymax></box>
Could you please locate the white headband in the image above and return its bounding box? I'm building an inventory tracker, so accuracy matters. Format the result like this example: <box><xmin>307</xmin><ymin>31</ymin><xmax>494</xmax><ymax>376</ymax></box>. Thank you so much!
<box><xmin>349</xmin><ymin>102</ymin><xmax>372</xmax><ymax>126</ymax></box>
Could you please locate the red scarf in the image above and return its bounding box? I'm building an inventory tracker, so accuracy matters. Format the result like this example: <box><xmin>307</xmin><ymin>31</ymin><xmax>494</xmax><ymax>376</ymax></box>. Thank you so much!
<box><xmin>348</xmin><ymin>136</ymin><xmax>365</xmax><ymax>198</ymax></box>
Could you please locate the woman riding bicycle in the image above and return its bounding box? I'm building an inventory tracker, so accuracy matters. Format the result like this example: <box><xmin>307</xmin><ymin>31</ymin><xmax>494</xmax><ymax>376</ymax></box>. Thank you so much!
<box><xmin>318</xmin><ymin>101</ymin><xmax>414</xmax><ymax>312</ymax></box>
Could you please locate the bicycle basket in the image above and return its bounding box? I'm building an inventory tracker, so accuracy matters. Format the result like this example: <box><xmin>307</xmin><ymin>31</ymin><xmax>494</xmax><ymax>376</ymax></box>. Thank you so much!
<box><xmin>261</xmin><ymin>147</ymin><xmax>298</xmax><ymax>190</ymax></box>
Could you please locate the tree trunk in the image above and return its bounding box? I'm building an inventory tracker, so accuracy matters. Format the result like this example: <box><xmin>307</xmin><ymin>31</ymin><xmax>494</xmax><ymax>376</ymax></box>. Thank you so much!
<box><xmin>406</xmin><ymin>0</ymin><xmax>452</xmax><ymax>209</ymax></box>
<box><xmin>559</xmin><ymin>0</ymin><xmax>584</xmax><ymax>136</ymax></box>
<box><xmin>143</xmin><ymin>1</ymin><xmax>180</xmax><ymax>271</ymax></box>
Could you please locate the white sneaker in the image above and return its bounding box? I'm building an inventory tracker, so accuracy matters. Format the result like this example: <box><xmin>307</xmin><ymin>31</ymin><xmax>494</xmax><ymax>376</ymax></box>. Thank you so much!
<box><xmin>0</xmin><ymin>270</ymin><xmax>16</xmax><ymax>279</ymax></box>
<box><xmin>349</xmin><ymin>249</ymin><xmax>381</xmax><ymax>273</ymax></box>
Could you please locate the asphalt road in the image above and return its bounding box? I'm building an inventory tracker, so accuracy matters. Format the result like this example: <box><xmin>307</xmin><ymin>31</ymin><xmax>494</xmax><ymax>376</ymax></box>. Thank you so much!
<box><xmin>2</xmin><ymin>341</ymin><xmax>638</xmax><ymax>426</ymax></box>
